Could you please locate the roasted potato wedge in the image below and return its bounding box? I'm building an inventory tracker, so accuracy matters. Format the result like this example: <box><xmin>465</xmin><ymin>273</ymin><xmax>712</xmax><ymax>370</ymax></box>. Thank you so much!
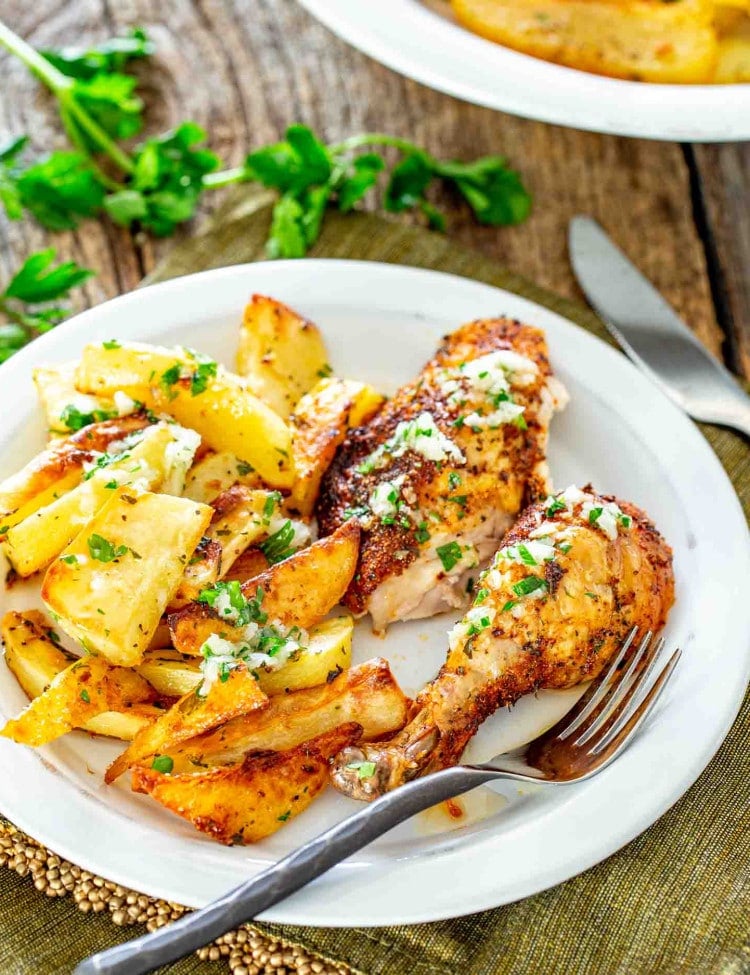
<box><xmin>105</xmin><ymin>665</ymin><xmax>268</xmax><ymax>782</ymax></box>
<box><xmin>1</xmin><ymin>610</ymin><xmax>163</xmax><ymax>742</ymax></box>
<box><xmin>166</xmin><ymin>658</ymin><xmax>408</xmax><ymax>772</ymax></box>
<box><xmin>290</xmin><ymin>377</ymin><xmax>384</xmax><ymax>517</ymax></box>
<box><xmin>1</xmin><ymin>653</ymin><xmax>154</xmax><ymax>747</ymax></box>
<box><xmin>0</xmin><ymin>414</ymin><xmax>151</xmax><ymax>533</ymax></box>
<box><xmin>132</xmin><ymin>723</ymin><xmax>361</xmax><ymax>844</ymax></box>
<box><xmin>76</xmin><ymin>342</ymin><xmax>294</xmax><ymax>488</ymax></box>
<box><xmin>451</xmin><ymin>0</ymin><xmax>718</xmax><ymax>83</ymax></box>
<box><xmin>33</xmin><ymin>362</ymin><xmax>119</xmax><ymax>436</ymax></box>
<box><xmin>169</xmin><ymin>537</ymin><xmax>223</xmax><ymax>609</ymax></box>
<box><xmin>169</xmin><ymin>521</ymin><xmax>360</xmax><ymax>655</ymax></box>
<box><xmin>42</xmin><ymin>488</ymin><xmax>212</xmax><ymax>665</ymax></box>
<box><xmin>4</xmin><ymin>423</ymin><xmax>192</xmax><ymax>576</ymax></box>
<box><xmin>221</xmin><ymin>546</ymin><xmax>269</xmax><ymax>582</ymax></box>
<box><xmin>139</xmin><ymin>615</ymin><xmax>353</xmax><ymax>699</ymax></box>
<box><xmin>182</xmin><ymin>450</ymin><xmax>262</xmax><ymax>504</ymax></box>
<box><xmin>715</xmin><ymin>16</ymin><xmax>750</xmax><ymax>80</ymax></box>
<box><xmin>237</xmin><ymin>295</ymin><xmax>330</xmax><ymax>419</ymax></box>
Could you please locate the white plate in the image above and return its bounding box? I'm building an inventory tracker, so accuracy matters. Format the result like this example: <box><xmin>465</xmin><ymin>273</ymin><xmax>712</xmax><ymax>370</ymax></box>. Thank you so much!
<box><xmin>298</xmin><ymin>0</ymin><xmax>750</xmax><ymax>142</ymax></box>
<box><xmin>0</xmin><ymin>260</ymin><xmax>748</xmax><ymax>927</ymax></box>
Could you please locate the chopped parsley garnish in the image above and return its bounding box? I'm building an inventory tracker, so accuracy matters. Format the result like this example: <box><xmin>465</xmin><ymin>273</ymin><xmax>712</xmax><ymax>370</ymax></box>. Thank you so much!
<box><xmin>102</xmin><ymin>339</ymin><xmax>120</xmax><ymax>350</ymax></box>
<box><xmin>558</xmin><ymin>542</ymin><xmax>572</xmax><ymax>554</ymax></box>
<box><xmin>87</xmin><ymin>533</ymin><xmax>128</xmax><ymax>562</ymax></box>
<box><xmin>236</xmin><ymin>460</ymin><xmax>254</xmax><ymax>476</ymax></box>
<box><xmin>59</xmin><ymin>553</ymin><xmax>79</xmax><ymax>565</ymax></box>
<box><xmin>346</xmin><ymin>760</ymin><xmax>377</xmax><ymax>779</ymax></box>
<box><xmin>436</xmin><ymin>541</ymin><xmax>463</xmax><ymax>573</ymax></box>
<box><xmin>466</xmin><ymin>615</ymin><xmax>491</xmax><ymax>636</ymax></box>
<box><xmin>588</xmin><ymin>507</ymin><xmax>603</xmax><ymax>526</ymax></box>
<box><xmin>0</xmin><ymin>526</ymin><xmax>8</xmax><ymax>534</ymax></box>
<box><xmin>189</xmin><ymin>357</ymin><xmax>217</xmax><ymax>396</ymax></box>
<box><xmin>517</xmin><ymin>544</ymin><xmax>538</xmax><ymax>566</ymax></box>
<box><xmin>59</xmin><ymin>403</ymin><xmax>117</xmax><ymax>430</ymax></box>
<box><xmin>83</xmin><ymin>449</ymin><xmax>129</xmax><ymax>480</ymax></box>
<box><xmin>316</xmin><ymin>363</ymin><xmax>333</xmax><ymax>378</ymax></box>
<box><xmin>259</xmin><ymin>520</ymin><xmax>297</xmax><ymax>564</ymax></box>
<box><xmin>474</xmin><ymin>587</ymin><xmax>490</xmax><ymax>604</ymax></box>
<box><xmin>79</xmin><ymin>689</ymin><xmax>90</xmax><ymax>703</ymax></box>
<box><xmin>546</xmin><ymin>497</ymin><xmax>566</xmax><ymax>517</ymax></box>
<box><xmin>501</xmin><ymin>600</ymin><xmax>516</xmax><ymax>613</ymax></box>
<box><xmin>277</xmin><ymin>810</ymin><xmax>291</xmax><ymax>822</ymax></box>
<box><xmin>159</xmin><ymin>362</ymin><xmax>182</xmax><ymax>399</ymax></box>
<box><xmin>343</xmin><ymin>504</ymin><xmax>370</xmax><ymax>522</ymax></box>
<box><xmin>104</xmin><ymin>479</ymin><xmax>118</xmax><ymax>489</ymax></box>
<box><xmin>197</xmin><ymin>581</ymin><xmax>267</xmax><ymax>626</ymax></box>
<box><xmin>415</xmin><ymin>521</ymin><xmax>431</xmax><ymax>543</ymax></box>
<box><xmin>448</xmin><ymin>471</ymin><xmax>461</xmax><ymax>490</ymax></box>
<box><xmin>262</xmin><ymin>491</ymin><xmax>282</xmax><ymax>523</ymax></box>
<box><xmin>512</xmin><ymin>575</ymin><xmax>548</xmax><ymax>598</ymax></box>
<box><xmin>617</xmin><ymin>512</ymin><xmax>632</xmax><ymax>529</ymax></box>
<box><xmin>151</xmin><ymin>755</ymin><xmax>174</xmax><ymax>774</ymax></box>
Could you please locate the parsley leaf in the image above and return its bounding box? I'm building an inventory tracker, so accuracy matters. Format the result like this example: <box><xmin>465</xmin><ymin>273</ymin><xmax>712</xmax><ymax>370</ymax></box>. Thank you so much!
<box><xmin>436</xmin><ymin>541</ymin><xmax>463</xmax><ymax>573</ymax></box>
<box><xmin>87</xmin><ymin>533</ymin><xmax>129</xmax><ymax>562</ymax></box>
<box><xmin>512</xmin><ymin>576</ymin><xmax>548</xmax><ymax>598</ymax></box>
<box><xmin>59</xmin><ymin>403</ymin><xmax>117</xmax><ymax>430</ymax></box>
<box><xmin>5</xmin><ymin>249</ymin><xmax>93</xmax><ymax>303</ymax></box>
<box><xmin>104</xmin><ymin>123</ymin><xmax>219</xmax><ymax>236</ymax></box>
<box><xmin>71</xmin><ymin>72</ymin><xmax>144</xmax><ymax>143</ymax></box>
<box><xmin>190</xmin><ymin>357</ymin><xmax>217</xmax><ymax>396</ymax></box>
<box><xmin>345</xmin><ymin>760</ymin><xmax>377</xmax><ymax>779</ymax></box>
<box><xmin>0</xmin><ymin>136</ymin><xmax>27</xmax><ymax>220</ymax></box>
<box><xmin>259</xmin><ymin>520</ymin><xmax>297</xmax><ymax>564</ymax></box>
<box><xmin>42</xmin><ymin>28</ymin><xmax>154</xmax><ymax>81</ymax></box>
<box><xmin>11</xmin><ymin>152</ymin><xmax>105</xmax><ymax>231</ymax></box>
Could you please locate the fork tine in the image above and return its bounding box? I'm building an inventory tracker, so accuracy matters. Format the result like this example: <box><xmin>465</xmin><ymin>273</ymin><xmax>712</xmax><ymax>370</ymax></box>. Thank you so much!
<box><xmin>590</xmin><ymin>648</ymin><xmax>681</xmax><ymax>757</ymax></box>
<box><xmin>574</xmin><ymin>633</ymin><xmax>663</xmax><ymax>747</ymax></box>
<box><xmin>557</xmin><ymin>626</ymin><xmax>638</xmax><ymax>740</ymax></box>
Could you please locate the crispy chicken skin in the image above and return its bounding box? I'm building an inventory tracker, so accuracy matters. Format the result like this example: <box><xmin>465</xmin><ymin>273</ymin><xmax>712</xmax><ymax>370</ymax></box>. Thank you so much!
<box><xmin>331</xmin><ymin>486</ymin><xmax>674</xmax><ymax>800</ymax></box>
<box><xmin>317</xmin><ymin>318</ymin><xmax>568</xmax><ymax>631</ymax></box>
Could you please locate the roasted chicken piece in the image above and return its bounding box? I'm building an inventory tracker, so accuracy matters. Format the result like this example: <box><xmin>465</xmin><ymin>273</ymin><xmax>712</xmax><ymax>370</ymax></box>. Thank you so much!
<box><xmin>317</xmin><ymin>318</ymin><xmax>568</xmax><ymax>631</ymax></box>
<box><xmin>331</xmin><ymin>485</ymin><xmax>674</xmax><ymax>800</ymax></box>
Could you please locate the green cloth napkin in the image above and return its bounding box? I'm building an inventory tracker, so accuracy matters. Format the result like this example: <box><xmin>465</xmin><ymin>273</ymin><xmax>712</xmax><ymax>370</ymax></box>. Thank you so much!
<box><xmin>1</xmin><ymin>191</ymin><xmax>748</xmax><ymax>975</ymax></box>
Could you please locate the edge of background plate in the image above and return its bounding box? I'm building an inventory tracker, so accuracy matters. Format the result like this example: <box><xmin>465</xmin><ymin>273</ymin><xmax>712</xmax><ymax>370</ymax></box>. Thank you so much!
<box><xmin>297</xmin><ymin>0</ymin><xmax>750</xmax><ymax>142</ymax></box>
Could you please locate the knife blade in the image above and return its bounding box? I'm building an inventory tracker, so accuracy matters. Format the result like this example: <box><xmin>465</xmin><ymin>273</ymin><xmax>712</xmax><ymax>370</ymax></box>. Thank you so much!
<box><xmin>569</xmin><ymin>216</ymin><xmax>750</xmax><ymax>439</ymax></box>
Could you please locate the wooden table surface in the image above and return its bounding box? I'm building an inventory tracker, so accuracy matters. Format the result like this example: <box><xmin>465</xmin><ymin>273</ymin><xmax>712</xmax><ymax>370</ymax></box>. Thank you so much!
<box><xmin>0</xmin><ymin>1</ymin><xmax>748</xmax><ymax>378</ymax></box>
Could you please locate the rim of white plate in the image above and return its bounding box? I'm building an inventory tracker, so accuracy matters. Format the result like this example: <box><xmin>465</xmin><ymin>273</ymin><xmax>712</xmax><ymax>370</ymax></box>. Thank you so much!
<box><xmin>297</xmin><ymin>0</ymin><xmax>750</xmax><ymax>142</ymax></box>
<box><xmin>0</xmin><ymin>260</ymin><xmax>747</xmax><ymax>926</ymax></box>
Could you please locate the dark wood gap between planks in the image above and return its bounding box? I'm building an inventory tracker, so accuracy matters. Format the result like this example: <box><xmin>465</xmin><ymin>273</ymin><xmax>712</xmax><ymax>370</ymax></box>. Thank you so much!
<box><xmin>682</xmin><ymin>143</ymin><xmax>741</xmax><ymax>375</ymax></box>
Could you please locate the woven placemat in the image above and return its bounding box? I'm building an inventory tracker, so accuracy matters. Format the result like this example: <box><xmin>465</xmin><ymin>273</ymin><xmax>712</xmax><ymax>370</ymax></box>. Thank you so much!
<box><xmin>1</xmin><ymin>191</ymin><xmax>748</xmax><ymax>975</ymax></box>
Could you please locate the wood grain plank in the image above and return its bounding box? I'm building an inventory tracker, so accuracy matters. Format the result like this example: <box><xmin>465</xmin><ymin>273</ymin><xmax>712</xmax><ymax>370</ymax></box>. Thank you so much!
<box><xmin>0</xmin><ymin>0</ymin><xmax>724</xmax><ymax>362</ymax></box>
<box><xmin>691</xmin><ymin>143</ymin><xmax>750</xmax><ymax>379</ymax></box>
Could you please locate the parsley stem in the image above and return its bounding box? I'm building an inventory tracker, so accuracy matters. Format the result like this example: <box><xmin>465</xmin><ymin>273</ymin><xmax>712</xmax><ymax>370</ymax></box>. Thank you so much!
<box><xmin>328</xmin><ymin>133</ymin><xmax>422</xmax><ymax>156</ymax></box>
<box><xmin>59</xmin><ymin>106</ymin><xmax>126</xmax><ymax>191</ymax></box>
<box><xmin>0</xmin><ymin>20</ymin><xmax>72</xmax><ymax>95</ymax></box>
<box><xmin>202</xmin><ymin>166</ymin><xmax>251</xmax><ymax>189</ymax></box>
<box><xmin>0</xmin><ymin>19</ymin><xmax>134</xmax><ymax>176</ymax></box>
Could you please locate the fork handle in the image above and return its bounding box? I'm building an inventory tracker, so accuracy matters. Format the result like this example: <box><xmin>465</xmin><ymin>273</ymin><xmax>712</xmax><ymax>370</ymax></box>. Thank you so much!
<box><xmin>73</xmin><ymin>765</ymin><xmax>497</xmax><ymax>975</ymax></box>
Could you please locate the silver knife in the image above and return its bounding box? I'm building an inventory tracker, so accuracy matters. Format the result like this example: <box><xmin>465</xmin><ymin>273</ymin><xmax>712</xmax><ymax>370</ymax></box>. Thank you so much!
<box><xmin>569</xmin><ymin>216</ymin><xmax>750</xmax><ymax>439</ymax></box>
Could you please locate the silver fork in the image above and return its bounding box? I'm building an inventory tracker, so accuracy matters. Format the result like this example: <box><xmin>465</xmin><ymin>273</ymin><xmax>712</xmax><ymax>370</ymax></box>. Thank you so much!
<box><xmin>74</xmin><ymin>629</ymin><xmax>680</xmax><ymax>975</ymax></box>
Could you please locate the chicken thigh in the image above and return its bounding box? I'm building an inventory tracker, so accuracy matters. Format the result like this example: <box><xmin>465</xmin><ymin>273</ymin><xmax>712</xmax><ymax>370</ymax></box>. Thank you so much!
<box><xmin>317</xmin><ymin>318</ymin><xmax>568</xmax><ymax>631</ymax></box>
<box><xmin>331</xmin><ymin>485</ymin><xmax>674</xmax><ymax>800</ymax></box>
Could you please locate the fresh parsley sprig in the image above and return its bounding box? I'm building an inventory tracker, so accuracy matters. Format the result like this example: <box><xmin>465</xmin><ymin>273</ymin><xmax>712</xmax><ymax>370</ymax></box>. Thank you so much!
<box><xmin>0</xmin><ymin>20</ymin><xmax>532</xmax><ymax>257</ymax></box>
<box><xmin>0</xmin><ymin>248</ymin><xmax>93</xmax><ymax>362</ymax></box>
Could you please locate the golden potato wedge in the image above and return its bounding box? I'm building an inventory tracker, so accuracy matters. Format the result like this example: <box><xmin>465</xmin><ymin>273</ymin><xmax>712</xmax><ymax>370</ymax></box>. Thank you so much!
<box><xmin>290</xmin><ymin>377</ymin><xmax>385</xmax><ymax>517</ymax></box>
<box><xmin>1</xmin><ymin>610</ymin><xmax>165</xmax><ymax>741</ymax></box>
<box><xmin>166</xmin><ymin>657</ymin><xmax>408</xmax><ymax>772</ymax></box>
<box><xmin>84</xmin><ymin>705</ymin><xmax>164</xmax><ymax>741</ymax></box>
<box><xmin>4</xmin><ymin>423</ymin><xmax>192</xmax><ymax>577</ymax></box>
<box><xmin>139</xmin><ymin>615</ymin><xmax>353</xmax><ymax>699</ymax></box>
<box><xmin>42</xmin><ymin>488</ymin><xmax>212</xmax><ymax>666</ymax></box>
<box><xmin>182</xmin><ymin>450</ymin><xmax>262</xmax><ymax>504</ymax></box>
<box><xmin>0</xmin><ymin>414</ymin><xmax>151</xmax><ymax>533</ymax></box>
<box><xmin>168</xmin><ymin>537</ymin><xmax>223</xmax><ymax>610</ymax></box>
<box><xmin>105</xmin><ymin>666</ymin><xmax>268</xmax><ymax>783</ymax></box>
<box><xmin>33</xmin><ymin>362</ymin><xmax>120</xmax><ymax>435</ymax></box>
<box><xmin>1</xmin><ymin>653</ymin><xmax>154</xmax><ymax>747</ymax></box>
<box><xmin>76</xmin><ymin>342</ymin><xmax>294</xmax><ymax>488</ymax></box>
<box><xmin>237</xmin><ymin>295</ymin><xmax>330</xmax><ymax>419</ymax></box>
<box><xmin>221</xmin><ymin>546</ymin><xmax>268</xmax><ymax>582</ymax></box>
<box><xmin>2</xmin><ymin>609</ymin><xmax>69</xmax><ymax>699</ymax></box>
<box><xmin>137</xmin><ymin>649</ymin><xmax>202</xmax><ymax>698</ymax></box>
<box><xmin>169</xmin><ymin>521</ymin><xmax>360</xmax><ymax>655</ymax></box>
<box><xmin>258</xmin><ymin>615</ymin><xmax>353</xmax><ymax>695</ymax></box>
<box><xmin>131</xmin><ymin>723</ymin><xmax>361</xmax><ymax>844</ymax></box>
<box><xmin>451</xmin><ymin>0</ymin><xmax>718</xmax><ymax>83</ymax></box>
<box><xmin>715</xmin><ymin>17</ymin><xmax>750</xmax><ymax>80</ymax></box>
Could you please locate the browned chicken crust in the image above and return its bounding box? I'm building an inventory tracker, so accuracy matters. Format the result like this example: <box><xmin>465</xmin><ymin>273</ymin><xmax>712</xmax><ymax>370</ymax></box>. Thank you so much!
<box><xmin>317</xmin><ymin>318</ymin><xmax>567</xmax><ymax>629</ymax></box>
<box><xmin>331</xmin><ymin>486</ymin><xmax>674</xmax><ymax>799</ymax></box>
